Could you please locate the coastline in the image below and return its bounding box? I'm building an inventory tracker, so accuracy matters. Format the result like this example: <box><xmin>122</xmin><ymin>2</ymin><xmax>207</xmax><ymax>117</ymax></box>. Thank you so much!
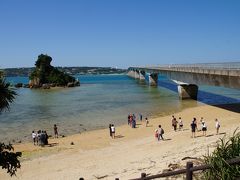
<box><xmin>0</xmin><ymin>103</ymin><xmax>239</xmax><ymax>179</ymax></box>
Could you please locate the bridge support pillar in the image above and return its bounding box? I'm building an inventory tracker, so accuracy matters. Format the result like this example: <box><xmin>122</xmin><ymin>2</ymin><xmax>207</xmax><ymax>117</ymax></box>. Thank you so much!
<box><xmin>139</xmin><ymin>71</ymin><xmax>145</xmax><ymax>81</ymax></box>
<box><xmin>135</xmin><ymin>70</ymin><xmax>140</xmax><ymax>79</ymax></box>
<box><xmin>127</xmin><ymin>70</ymin><xmax>136</xmax><ymax>78</ymax></box>
<box><xmin>148</xmin><ymin>73</ymin><xmax>158</xmax><ymax>86</ymax></box>
<box><xmin>178</xmin><ymin>84</ymin><xmax>198</xmax><ymax>100</ymax></box>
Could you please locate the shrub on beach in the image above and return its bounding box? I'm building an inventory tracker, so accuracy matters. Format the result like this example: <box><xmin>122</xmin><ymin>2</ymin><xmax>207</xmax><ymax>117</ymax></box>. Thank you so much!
<box><xmin>0</xmin><ymin>143</ymin><xmax>22</xmax><ymax>176</ymax></box>
<box><xmin>203</xmin><ymin>128</ymin><xmax>240</xmax><ymax>180</ymax></box>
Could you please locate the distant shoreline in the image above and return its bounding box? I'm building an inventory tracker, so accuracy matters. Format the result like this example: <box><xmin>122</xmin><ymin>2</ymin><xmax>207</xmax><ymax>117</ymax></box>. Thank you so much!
<box><xmin>2</xmin><ymin>67</ymin><xmax>127</xmax><ymax>77</ymax></box>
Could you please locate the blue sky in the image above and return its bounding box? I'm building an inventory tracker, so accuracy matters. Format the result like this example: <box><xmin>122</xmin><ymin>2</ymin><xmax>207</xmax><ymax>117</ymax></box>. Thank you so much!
<box><xmin>0</xmin><ymin>0</ymin><xmax>240</xmax><ymax>68</ymax></box>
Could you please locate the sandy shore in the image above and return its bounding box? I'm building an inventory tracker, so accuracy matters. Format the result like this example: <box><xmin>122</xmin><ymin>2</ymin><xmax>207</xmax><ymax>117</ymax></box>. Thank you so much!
<box><xmin>0</xmin><ymin>104</ymin><xmax>239</xmax><ymax>180</ymax></box>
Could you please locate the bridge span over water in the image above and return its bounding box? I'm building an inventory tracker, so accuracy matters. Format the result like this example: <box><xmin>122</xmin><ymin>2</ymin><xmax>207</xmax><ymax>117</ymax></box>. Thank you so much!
<box><xmin>128</xmin><ymin>62</ymin><xmax>240</xmax><ymax>100</ymax></box>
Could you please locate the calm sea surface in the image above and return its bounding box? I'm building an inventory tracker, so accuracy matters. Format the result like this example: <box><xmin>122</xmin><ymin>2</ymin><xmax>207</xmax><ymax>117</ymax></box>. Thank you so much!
<box><xmin>1</xmin><ymin>74</ymin><xmax>240</xmax><ymax>142</ymax></box>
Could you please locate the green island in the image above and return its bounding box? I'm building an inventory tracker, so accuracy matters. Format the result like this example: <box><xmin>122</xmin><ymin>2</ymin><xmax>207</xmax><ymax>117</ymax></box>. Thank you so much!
<box><xmin>29</xmin><ymin>54</ymin><xmax>80</xmax><ymax>89</ymax></box>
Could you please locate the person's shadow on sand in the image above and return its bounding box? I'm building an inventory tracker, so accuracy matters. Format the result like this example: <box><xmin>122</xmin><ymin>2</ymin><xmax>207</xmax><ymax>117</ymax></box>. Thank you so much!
<box><xmin>115</xmin><ymin>135</ymin><xmax>124</xmax><ymax>139</ymax></box>
<box><xmin>47</xmin><ymin>143</ymin><xmax>59</xmax><ymax>147</ymax></box>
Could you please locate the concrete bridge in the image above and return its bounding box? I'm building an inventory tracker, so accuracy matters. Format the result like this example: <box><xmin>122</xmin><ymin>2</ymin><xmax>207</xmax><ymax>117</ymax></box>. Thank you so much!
<box><xmin>128</xmin><ymin>62</ymin><xmax>240</xmax><ymax>100</ymax></box>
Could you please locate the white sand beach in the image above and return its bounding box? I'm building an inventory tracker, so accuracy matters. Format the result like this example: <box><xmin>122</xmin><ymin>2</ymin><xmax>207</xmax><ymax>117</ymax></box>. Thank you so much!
<box><xmin>0</xmin><ymin>104</ymin><xmax>239</xmax><ymax>180</ymax></box>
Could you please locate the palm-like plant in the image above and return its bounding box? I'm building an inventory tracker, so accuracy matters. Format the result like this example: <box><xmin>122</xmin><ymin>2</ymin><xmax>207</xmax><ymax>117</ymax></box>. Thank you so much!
<box><xmin>0</xmin><ymin>72</ymin><xmax>21</xmax><ymax>176</ymax></box>
<box><xmin>0</xmin><ymin>73</ymin><xmax>17</xmax><ymax>112</ymax></box>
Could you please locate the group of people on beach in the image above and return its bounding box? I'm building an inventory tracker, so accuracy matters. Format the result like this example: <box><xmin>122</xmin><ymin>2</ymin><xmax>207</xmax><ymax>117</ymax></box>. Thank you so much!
<box><xmin>128</xmin><ymin>114</ymin><xmax>137</xmax><ymax>128</ymax></box>
<box><xmin>31</xmin><ymin>130</ymin><xmax>49</xmax><ymax>146</ymax></box>
<box><xmin>190</xmin><ymin>117</ymin><xmax>220</xmax><ymax>138</ymax></box>
<box><xmin>31</xmin><ymin>124</ymin><xmax>59</xmax><ymax>146</ymax></box>
<box><xmin>128</xmin><ymin>113</ymin><xmax>149</xmax><ymax>128</ymax></box>
<box><xmin>171</xmin><ymin>116</ymin><xmax>183</xmax><ymax>131</ymax></box>
<box><xmin>153</xmin><ymin>116</ymin><xmax>221</xmax><ymax>141</ymax></box>
<box><xmin>168</xmin><ymin>115</ymin><xmax>220</xmax><ymax>138</ymax></box>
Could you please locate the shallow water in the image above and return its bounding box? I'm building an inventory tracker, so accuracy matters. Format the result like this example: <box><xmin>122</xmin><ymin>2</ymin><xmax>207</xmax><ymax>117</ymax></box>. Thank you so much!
<box><xmin>1</xmin><ymin>74</ymin><xmax>239</xmax><ymax>143</ymax></box>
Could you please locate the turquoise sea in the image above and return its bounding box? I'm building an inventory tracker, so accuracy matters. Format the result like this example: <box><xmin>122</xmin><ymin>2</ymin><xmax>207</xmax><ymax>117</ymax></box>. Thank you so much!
<box><xmin>1</xmin><ymin>74</ymin><xmax>240</xmax><ymax>143</ymax></box>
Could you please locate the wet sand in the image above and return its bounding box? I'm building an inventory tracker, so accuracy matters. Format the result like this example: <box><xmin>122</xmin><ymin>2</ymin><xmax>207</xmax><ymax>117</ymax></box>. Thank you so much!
<box><xmin>0</xmin><ymin>104</ymin><xmax>239</xmax><ymax>179</ymax></box>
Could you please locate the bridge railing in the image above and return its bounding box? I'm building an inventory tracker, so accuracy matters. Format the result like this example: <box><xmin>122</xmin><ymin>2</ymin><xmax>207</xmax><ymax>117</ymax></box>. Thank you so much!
<box><xmin>145</xmin><ymin>62</ymin><xmax>240</xmax><ymax>70</ymax></box>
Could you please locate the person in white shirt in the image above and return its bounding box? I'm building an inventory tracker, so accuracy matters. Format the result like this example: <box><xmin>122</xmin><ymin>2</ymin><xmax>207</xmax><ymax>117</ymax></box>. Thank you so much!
<box><xmin>201</xmin><ymin>121</ymin><xmax>207</xmax><ymax>136</ymax></box>
<box><xmin>179</xmin><ymin>117</ymin><xmax>183</xmax><ymax>131</ymax></box>
<box><xmin>157</xmin><ymin>125</ymin><xmax>164</xmax><ymax>141</ymax></box>
<box><xmin>215</xmin><ymin>119</ymin><xmax>220</xmax><ymax>135</ymax></box>
<box><xmin>111</xmin><ymin>124</ymin><xmax>115</xmax><ymax>139</ymax></box>
<box><xmin>32</xmin><ymin>130</ymin><xmax>37</xmax><ymax>145</ymax></box>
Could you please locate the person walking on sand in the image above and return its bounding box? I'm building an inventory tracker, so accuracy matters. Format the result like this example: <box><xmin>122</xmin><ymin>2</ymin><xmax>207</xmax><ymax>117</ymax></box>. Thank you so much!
<box><xmin>172</xmin><ymin>118</ymin><xmax>178</xmax><ymax>131</ymax></box>
<box><xmin>32</xmin><ymin>130</ymin><xmax>37</xmax><ymax>145</ymax></box>
<box><xmin>155</xmin><ymin>129</ymin><xmax>158</xmax><ymax>140</ymax></box>
<box><xmin>179</xmin><ymin>117</ymin><xmax>183</xmax><ymax>131</ymax></box>
<box><xmin>191</xmin><ymin>118</ymin><xmax>197</xmax><ymax>138</ymax></box>
<box><xmin>215</xmin><ymin>119</ymin><xmax>220</xmax><ymax>134</ymax></box>
<box><xmin>145</xmin><ymin>117</ymin><xmax>149</xmax><ymax>127</ymax></box>
<box><xmin>128</xmin><ymin>114</ymin><xmax>130</xmax><ymax>125</ymax></box>
<box><xmin>171</xmin><ymin>115</ymin><xmax>175</xmax><ymax>130</ymax></box>
<box><xmin>44</xmin><ymin>131</ymin><xmax>49</xmax><ymax>145</ymax></box>
<box><xmin>109</xmin><ymin>124</ymin><xmax>112</xmax><ymax>137</ymax></box>
<box><xmin>157</xmin><ymin>125</ymin><xmax>164</xmax><ymax>141</ymax></box>
<box><xmin>111</xmin><ymin>124</ymin><xmax>115</xmax><ymax>139</ymax></box>
<box><xmin>54</xmin><ymin>124</ymin><xmax>58</xmax><ymax>138</ymax></box>
<box><xmin>37</xmin><ymin>130</ymin><xmax>41</xmax><ymax>145</ymax></box>
<box><xmin>199</xmin><ymin>117</ymin><xmax>204</xmax><ymax>131</ymax></box>
<box><xmin>201</xmin><ymin>121</ymin><xmax>207</xmax><ymax>136</ymax></box>
<box><xmin>139</xmin><ymin>113</ymin><xmax>143</xmax><ymax>121</ymax></box>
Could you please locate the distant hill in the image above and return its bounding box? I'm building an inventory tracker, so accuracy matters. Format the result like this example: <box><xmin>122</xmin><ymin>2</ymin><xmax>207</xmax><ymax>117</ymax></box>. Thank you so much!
<box><xmin>2</xmin><ymin>66</ymin><xmax>127</xmax><ymax>77</ymax></box>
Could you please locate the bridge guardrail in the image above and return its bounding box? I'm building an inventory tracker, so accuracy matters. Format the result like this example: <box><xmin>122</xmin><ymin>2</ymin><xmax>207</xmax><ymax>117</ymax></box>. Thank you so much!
<box><xmin>144</xmin><ymin>62</ymin><xmax>240</xmax><ymax>70</ymax></box>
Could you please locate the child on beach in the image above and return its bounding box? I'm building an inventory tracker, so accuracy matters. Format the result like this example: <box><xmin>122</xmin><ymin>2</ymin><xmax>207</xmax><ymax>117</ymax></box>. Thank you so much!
<box><xmin>191</xmin><ymin>118</ymin><xmax>197</xmax><ymax>138</ymax></box>
<box><xmin>201</xmin><ymin>121</ymin><xmax>207</xmax><ymax>136</ymax></box>
<box><xmin>171</xmin><ymin>115</ymin><xmax>175</xmax><ymax>130</ymax></box>
<box><xmin>155</xmin><ymin>129</ymin><xmax>158</xmax><ymax>139</ymax></box>
<box><xmin>215</xmin><ymin>119</ymin><xmax>220</xmax><ymax>134</ymax></box>
<box><xmin>179</xmin><ymin>117</ymin><xmax>183</xmax><ymax>131</ymax></box>
<box><xmin>172</xmin><ymin>118</ymin><xmax>178</xmax><ymax>131</ymax></box>
<box><xmin>111</xmin><ymin>124</ymin><xmax>115</xmax><ymax>139</ymax></box>
<box><xmin>199</xmin><ymin>117</ymin><xmax>204</xmax><ymax>131</ymax></box>
<box><xmin>54</xmin><ymin>124</ymin><xmax>58</xmax><ymax>138</ymax></box>
<box><xmin>109</xmin><ymin>124</ymin><xmax>112</xmax><ymax>137</ymax></box>
<box><xmin>145</xmin><ymin>117</ymin><xmax>149</xmax><ymax>127</ymax></box>
<box><xmin>32</xmin><ymin>131</ymin><xmax>37</xmax><ymax>145</ymax></box>
<box><xmin>157</xmin><ymin>125</ymin><xmax>164</xmax><ymax>141</ymax></box>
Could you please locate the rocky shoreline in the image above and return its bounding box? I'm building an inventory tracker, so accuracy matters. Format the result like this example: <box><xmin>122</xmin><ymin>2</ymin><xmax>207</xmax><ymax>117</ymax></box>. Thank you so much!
<box><xmin>14</xmin><ymin>80</ymin><xmax>80</xmax><ymax>89</ymax></box>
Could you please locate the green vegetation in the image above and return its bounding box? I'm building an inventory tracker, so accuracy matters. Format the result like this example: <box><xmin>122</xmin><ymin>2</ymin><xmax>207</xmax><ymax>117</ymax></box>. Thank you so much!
<box><xmin>29</xmin><ymin>54</ymin><xmax>76</xmax><ymax>86</ymax></box>
<box><xmin>204</xmin><ymin>129</ymin><xmax>240</xmax><ymax>179</ymax></box>
<box><xmin>3</xmin><ymin>66</ymin><xmax>126</xmax><ymax>77</ymax></box>
<box><xmin>0</xmin><ymin>143</ymin><xmax>21</xmax><ymax>176</ymax></box>
<box><xmin>0</xmin><ymin>72</ymin><xmax>17</xmax><ymax>112</ymax></box>
<box><xmin>0</xmin><ymin>72</ymin><xmax>21</xmax><ymax>176</ymax></box>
